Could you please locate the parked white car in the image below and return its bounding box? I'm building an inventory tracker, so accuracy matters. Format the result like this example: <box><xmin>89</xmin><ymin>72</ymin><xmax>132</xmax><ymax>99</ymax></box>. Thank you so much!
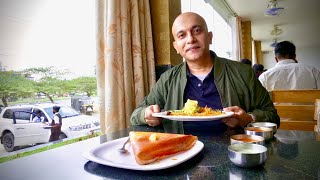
<box><xmin>0</xmin><ymin>103</ymin><xmax>100</xmax><ymax>152</ymax></box>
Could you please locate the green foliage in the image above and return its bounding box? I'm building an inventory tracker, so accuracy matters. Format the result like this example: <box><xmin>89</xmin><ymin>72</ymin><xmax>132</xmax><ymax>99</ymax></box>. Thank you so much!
<box><xmin>0</xmin><ymin>71</ymin><xmax>35</xmax><ymax>106</ymax></box>
<box><xmin>69</xmin><ymin>76</ymin><xmax>97</xmax><ymax>97</ymax></box>
<box><xmin>1</xmin><ymin>67</ymin><xmax>97</xmax><ymax>105</ymax></box>
<box><xmin>22</xmin><ymin>67</ymin><xmax>72</xmax><ymax>102</ymax></box>
<box><xmin>35</xmin><ymin>78</ymin><xmax>62</xmax><ymax>94</ymax></box>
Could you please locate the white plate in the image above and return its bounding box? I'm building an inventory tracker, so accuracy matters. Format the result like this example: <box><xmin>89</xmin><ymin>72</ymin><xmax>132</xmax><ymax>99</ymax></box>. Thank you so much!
<box><xmin>82</xmin><ymin>136</ymin><xmax>204</xmax><ymax>171</ymax></box>
<box><xmin>152</xmin><ymin>111</ymin><xmax>234</xmax><ymax>121</ymax></box>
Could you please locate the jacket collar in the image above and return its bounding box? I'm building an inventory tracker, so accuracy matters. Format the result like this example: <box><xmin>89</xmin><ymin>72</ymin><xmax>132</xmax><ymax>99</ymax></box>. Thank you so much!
<box><xmin>183</xmin><ymin>50</ymin><xmax>217</xmax><ymax>77</ymax></box>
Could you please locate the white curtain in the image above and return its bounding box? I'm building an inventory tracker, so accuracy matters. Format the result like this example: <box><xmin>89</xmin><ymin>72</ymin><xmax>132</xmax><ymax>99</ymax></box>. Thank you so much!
<box><xmin>231</xmin><ymin>16</ymin><xmax>241</xmax><ymax>61</ymax></box>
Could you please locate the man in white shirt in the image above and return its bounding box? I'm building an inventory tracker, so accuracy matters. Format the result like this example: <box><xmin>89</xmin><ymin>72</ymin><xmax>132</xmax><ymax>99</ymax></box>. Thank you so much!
<box><xmin>259</xmin><ymin>41</ymin><xmax>320</xmax><ymax>91</ymax></box>
<box><xmin>32</xmin><ymin>110</ymin><xmax>45</xmax><ymax>123</ymax></box>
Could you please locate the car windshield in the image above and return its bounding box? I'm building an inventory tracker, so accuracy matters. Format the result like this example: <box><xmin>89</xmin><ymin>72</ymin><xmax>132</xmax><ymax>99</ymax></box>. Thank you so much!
<box><xmin>44</xmin><ymin>106</ymin><xmax>80</xmax><ymax>119</ymax></box>
<box><xmin>81</xmin><ymin>99</ymin><xmax>92</xmax><ymax>105</ymax></box>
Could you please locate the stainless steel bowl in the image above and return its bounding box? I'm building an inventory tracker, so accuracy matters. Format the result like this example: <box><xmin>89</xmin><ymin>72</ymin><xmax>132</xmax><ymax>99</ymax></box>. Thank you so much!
<box><xmin>228</xmin><ymin>143</ymin><xmax>268</xmax><ymax>168</ymax></box>
<box><xmin>245</xmin><ymin>127</ymin><xmax>273</xmax><ymax>141</ymax></box>
<box><xmin>230</xmin><ymin>134</ymin><xmax>265</xmax><ymax>145</ymax></box>
<box><xmin>250</xmin><ymin>122</ymin><xmax>277</xmax><ymax>135</ymax></box>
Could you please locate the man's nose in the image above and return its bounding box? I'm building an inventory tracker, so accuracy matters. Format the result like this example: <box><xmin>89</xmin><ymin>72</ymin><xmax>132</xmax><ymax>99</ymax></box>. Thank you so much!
<box><xmin>186</xmin><ymin>33</ymin><xmax>196</xmax><ymax>43</ymax></box>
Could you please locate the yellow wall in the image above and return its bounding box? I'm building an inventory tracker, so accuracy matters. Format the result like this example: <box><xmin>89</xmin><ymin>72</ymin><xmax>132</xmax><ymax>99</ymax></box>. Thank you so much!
<box><xmin>150</xmin><ymin>0</ymin><xmax>182</xmax><ymax>66</ymax></box>
<box><xmin>240</xmin><ymin>21</ymin><xmax>252</xmax><ymax>60</ymax></box>
<box><xmin>254</xmin><ymin>40</ymin><xmax>262</xmax><ymax>64</ymax></box>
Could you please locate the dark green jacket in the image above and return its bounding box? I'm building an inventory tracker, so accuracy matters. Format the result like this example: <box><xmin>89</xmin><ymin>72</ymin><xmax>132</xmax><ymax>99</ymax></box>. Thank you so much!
<box><xmin>130</xmin><ymin>55</ymin><xmax>280</xmax><ymax>133</ymax></box>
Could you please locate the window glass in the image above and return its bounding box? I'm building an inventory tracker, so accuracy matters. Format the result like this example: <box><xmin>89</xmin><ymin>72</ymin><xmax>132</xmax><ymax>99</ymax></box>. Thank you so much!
<box><xmin>181</xmin><ymin>0</ymin><xmax>232</xmax><ymax>59</ymax></box>
<box><xmin>0</xmin><ymin>105</ymin><xmax>4</xmax><ymax>114</ymax></box>
<box><xmin>15</xmin><ymin>111</ymin><xmax>31</xmax><ymax>121</ymax></box>
<box><xmin>59</xmin><ymin>106</ymin><xmax>80</xmax><ymax>118</ymax></box>
<box><xmin>44</xmin><ymin>106</ymin><xmax>79</xmax><ymax>119</ymax></box>
<box><xmin>32</xmin><ymin>108</ymin><xmax>47</xmax><ymax>122</ymax></box>
<box><xmin>14</xmin><ymin>108</ymin><xmax>32</xmax><ymax>121</ymax></box>
<box><xmin>0</xmin><ymin>0</ymin><xmax>98</xmax><ymax>157</ymax></box>
<box><xmin>44</xmin><ymin>108</ymin><xmax>53</xmax><ymax>119</ymax></box>
<box><xmin>3</xmin><ymin>109</ymin><xmax>13</xmax><ymax>119</ymax></box>
<box><xmin>2</xmin><ymin>108</ymin><xmax>32</xmax><ymax>120</ymax></box>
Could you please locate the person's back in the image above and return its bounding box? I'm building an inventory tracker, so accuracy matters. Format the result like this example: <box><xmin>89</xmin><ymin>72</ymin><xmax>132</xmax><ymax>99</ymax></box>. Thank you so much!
<box><xmin>240</xmin><ymin>59</ymin><xmax>252</xmax><ymax>66</ymax></box>
<box><xmin>259</xmin><ymin>41</ymin><xmax>320</xmax><ymax>91</ymax></box>
<box><xmin>252</xmin><ymin>64</ymin><xmax>264</xmax><ymax>78</ymax></box>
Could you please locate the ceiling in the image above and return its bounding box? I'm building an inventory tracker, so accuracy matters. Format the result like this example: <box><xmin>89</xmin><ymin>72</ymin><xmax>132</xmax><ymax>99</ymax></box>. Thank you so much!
<box><xmin>226</xmin><ymin>0</ymin><xmax>320</xmax><ymax>52</ymax></box>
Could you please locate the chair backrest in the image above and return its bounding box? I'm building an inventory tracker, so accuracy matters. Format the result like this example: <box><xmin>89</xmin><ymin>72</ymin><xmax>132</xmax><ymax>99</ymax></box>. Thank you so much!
<box><xmin>315</xmin><ymin>99</ymin><xmax>320</xmax><ymax>132</ymax></box>
<box><xmin>271</xmin><ymin>90</ymin><xmax>320</xmax><ymax>131</ymax></box>
<box><xmin>272</xmin><ymin>90</ymin><xmax>320</xmax><ymax>104</ymax></box>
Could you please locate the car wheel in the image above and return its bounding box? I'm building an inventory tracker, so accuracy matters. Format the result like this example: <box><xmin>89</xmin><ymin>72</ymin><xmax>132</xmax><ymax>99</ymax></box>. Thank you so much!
<box><xmin>59</xmin><ymin>133</ymin><xmax>67</xmax><ymax>140</ymax></box>
<box><xmin>3</xmin><ymin>132</ymin><xmax>15</xmax><ymax>152</ymax></box>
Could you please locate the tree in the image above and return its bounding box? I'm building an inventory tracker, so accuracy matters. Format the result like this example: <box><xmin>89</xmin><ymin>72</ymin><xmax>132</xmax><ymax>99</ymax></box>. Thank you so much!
<box><xmin>34</xmin><ymin>77</ymin><xmax>64</xmax><ymax>102</ymax></box>
<box><xmin>0</xmin><ymin>71</ymin><xmax>35</xmax><ymax>106</ymax></box>
<box><xmin>70</xmin><ymin>77</ymin><xmax>97</xmax><ymax>97</ymax></box>
<box><xmin>22</xmin><ymin>67</ymin><xmax>69</xmax><ymax>80</ymax></box>
<box><xmin>22</xmin><ymin>67</ymin><xmax>70</xmax><ymax>103</ymax></box>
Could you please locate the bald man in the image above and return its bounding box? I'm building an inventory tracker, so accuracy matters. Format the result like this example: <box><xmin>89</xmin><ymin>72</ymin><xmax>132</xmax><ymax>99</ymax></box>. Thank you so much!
<box><xmin>130</xmin><ymin>12</ymin><xmax>279</xmax><ymax>134</ymax></box>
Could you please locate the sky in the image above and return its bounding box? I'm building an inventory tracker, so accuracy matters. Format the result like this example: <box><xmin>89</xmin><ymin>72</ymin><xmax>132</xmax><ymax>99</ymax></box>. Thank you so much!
<box><xmin>0</xmin><ymin>0</ymin><xmax>232</xmax><ymax>78</ymax></box>
<box><xmin>0</xmin><ymin>0</ymin><xmax>96</xmax><ymax>78</ymax></box>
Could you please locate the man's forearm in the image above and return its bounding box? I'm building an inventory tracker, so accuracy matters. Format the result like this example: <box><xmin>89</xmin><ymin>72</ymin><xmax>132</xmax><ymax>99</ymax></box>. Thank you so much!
<box><xmin>130</xmin><ymin>106</ymin><xmax>147</xmax><ymax>125</ymax></box>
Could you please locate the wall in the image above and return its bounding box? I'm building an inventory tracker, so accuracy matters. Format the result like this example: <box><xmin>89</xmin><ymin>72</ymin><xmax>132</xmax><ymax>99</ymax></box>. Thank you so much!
<box><xmin>296</xmin><ymin>46</ymin><xmax>320</xmax><ymax>68</ymax></box>
<box><xmin>262</xmin><ymin>51</ymin><xmax>276</xmax><ymax>70</ymax></box>
<box><xmin>150</xmin><ymin>0</ymin><xmax>182</xmax><ymax>80</ymax></box>
<box><xmin>262</xmin><ymin>45</ymin><xmax>320</xmax><ymax>70</ymax></box>
<box><xmin>150</xmin><ymin>0</ymin><xmax>182</xmax><ymax>66</ymax></box>
<box><xmin>240</xmin><ymin>21</ymin><xmax>252</xmax><ymax>60</ymax></box>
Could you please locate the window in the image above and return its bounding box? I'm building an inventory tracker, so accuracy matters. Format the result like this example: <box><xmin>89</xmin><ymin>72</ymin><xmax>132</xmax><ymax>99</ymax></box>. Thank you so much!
<box><xmin>181</xmin><ymin>0</ymin><xmax>232</xmax><ymax>59</ymax></box>
<box><xmin>0</xmin><ymin>105</ymin><xmax>4</xmax><ymax>113</ymax></box>
<box><xmin>32</xmin><ymin>108</ymin><xmax>47</xmax><ymax>122</ymax></box>
<box><xmin>14</xmin><ymin>108</ymin><xmax>32</xmax><ymax>121</ymax></box>
<box><xmin>3</xmin><ymin>108</ymin><xmax>32</xmax><ymax>121</ymax></box>
<box><xmin>3</xmin><ymin>109</ymin><xmax>13</xmax><ymax>119</ymax></box>
<box><xmin>0</xmin><ymin>0</ymin><xmax>99</xmax><ymax>157</ymax></box>
<box><xmin>15</xmin><ymin>111</ymin><xmax>31</xmax><ymax>121</ymax></box>
<box><xmin>0</xmin><ymin>0</ymin><xmax>96</xmax><ymax>78</ymax></box>
<box><xmin>44</xmin><ymin>106</ymin><xmax>79</xmax><ymax>119</ymax></box>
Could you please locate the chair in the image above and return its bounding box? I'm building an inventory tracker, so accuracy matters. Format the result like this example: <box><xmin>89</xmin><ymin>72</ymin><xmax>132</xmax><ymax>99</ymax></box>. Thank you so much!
<box><xmin>271</xmin><ymin>90</ymin><xmax>320</xmax><ymax>131</ymax></box>
<box><xmin>315</xmin><ymin>99</ymin><xmax>320</xmax><ymax>132</ymax></box>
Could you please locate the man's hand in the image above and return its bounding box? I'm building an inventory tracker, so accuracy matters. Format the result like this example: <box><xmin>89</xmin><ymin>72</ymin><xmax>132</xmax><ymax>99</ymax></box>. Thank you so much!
<box><xmin>222</xmin><ymin>106</ymin><xmax>253</xmax><ymax>128</ymax></box>
<box><xmin>144</xmin><ymin>105</ymin><xmax>161</xmax><ymax>127</ymax></box>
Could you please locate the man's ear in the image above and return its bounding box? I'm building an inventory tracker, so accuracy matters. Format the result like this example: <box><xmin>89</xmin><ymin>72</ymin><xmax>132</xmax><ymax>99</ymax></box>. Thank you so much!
<box><xmin>275</xmin><ymin>57</ymin><xmax>279</xmax><ymax>63</ymax></box>
<box><xmin>208</xmin><ymin>32</ymin><xmax>213</xmax><ymax>44</ymax></box>
<box><xmin>173</xmin><ymin>41</ymin><xmax>179</xmax><ymax>54</ymax></box>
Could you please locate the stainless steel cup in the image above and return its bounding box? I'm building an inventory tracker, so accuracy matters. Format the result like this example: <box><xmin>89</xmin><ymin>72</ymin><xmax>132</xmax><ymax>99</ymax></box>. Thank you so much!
<box><xmin>250</xmin><ymin>122</ymin><xmax>277</xmax><ymax>135</ymax></box>
<box><xmin>228</xmin><ymin>143</ymin><xmax>267</xmax><ymax>168</ymax></box>
<box><xmin>245</xmin><ymin>127</ymin><xmax>273</xmax><ymax>141</ymax></box>
<box><xmin>230</xmin><ymin>134</ymin><xmax>265</xmax><ymax>145</ymax></box>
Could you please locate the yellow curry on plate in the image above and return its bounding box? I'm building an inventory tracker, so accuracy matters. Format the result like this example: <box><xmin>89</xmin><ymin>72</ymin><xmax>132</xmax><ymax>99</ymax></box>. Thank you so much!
<box><xmin>167</xmin><ymin>99</ymin><xmax>225</xmax><ymax>116</ymax></box>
